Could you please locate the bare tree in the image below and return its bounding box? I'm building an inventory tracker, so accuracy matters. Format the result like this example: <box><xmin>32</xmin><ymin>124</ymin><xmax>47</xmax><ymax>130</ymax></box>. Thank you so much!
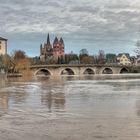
<box><xmin>12</xmin><ymin>50</ymin><xmax>26</xmax><ymax>60</ymax></box>
<box><xmin>135</xmin><ymin>40</ymin><xmax>140</xmax><ymax>55</ymax></box>
<box><xmin>12</xmin><ymin>50</ymin><xmax>31</xmax><ymax>74</ymax></box>
<box><xmin>98</xmin><ymin>50</ymin><xmax>106</xmax><ymax>64</ymax></box>
<box><xmin>79</xmin><ymin>49</ymin><xmax>89</xmax><ymax>64</ymax></box>
<box><xmin>81</xmin><ymin>56</ymin><xmax>94</xmax><ymax>64</ymax></box>
<box><xmin>134</xmin><ymin>30</ymin><xmax>140</xmax><ymax>56</ymax></box>
<box><xmin>0</xmin><ymin>54</ymin><xmax>15</xmax><ymax>73</ymax></box>
<box><xmin>79</xmin><ymin>49</ymin><xmax>89</xmax><ymax>56</ymax></box>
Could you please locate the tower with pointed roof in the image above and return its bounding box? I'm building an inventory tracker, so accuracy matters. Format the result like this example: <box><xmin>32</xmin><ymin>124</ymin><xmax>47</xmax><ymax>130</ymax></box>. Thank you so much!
<box><xmin>59</xmin><ymin>37</ymin><xmax>64</xmax><ymax>55</ymax></box>
<box><xmin>53</xmin><ymin>37</ymin><xmax>59</xmax><ymax>44</ymax></box>
<box><xmin>53</xmin><ymin>37</ymin><xmax>65</xmax><ymax>59</ymax></box>
<box><xmin>40</xmin><ymin>33</ymin><xmax>53</xmax><ymax>61</ymax></box>
<box><xmin>47</xmin><ymin>33</ymin><xmax>51</xmax><ymax>45</ymax></box>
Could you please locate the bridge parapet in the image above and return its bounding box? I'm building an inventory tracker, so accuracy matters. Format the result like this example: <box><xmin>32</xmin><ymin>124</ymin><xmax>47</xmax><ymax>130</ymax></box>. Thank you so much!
<box><xmin>19</xmin><ymin>64</ymin><xmax>133</xmax><ymax>77</ymax></box>
<box><xmin>30</xmin><ymin>64</ymin><xmax>133</xmax><ymax>69</ymax></box>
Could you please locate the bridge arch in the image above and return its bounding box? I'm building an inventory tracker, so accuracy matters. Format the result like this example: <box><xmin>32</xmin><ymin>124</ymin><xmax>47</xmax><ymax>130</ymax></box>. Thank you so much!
<box><xmin>60</xmin><ymin>68</ymin><xmax>75</xmax><ymax>75</ymax></box>
<box><xmin>120</xmin><ymin>67</ymin><xmax>129</xmax><ymax>74</ymax></box>
<box><xmin>102</xmin><ymin>67</ymin><xmax>113</xmax><ymax>74</ymax></box>
<box><xmin>34</xmin><ymin>68</ymin><xmax>52</xmax><ymax>76</ymax></box>
<box><xmin>83</xmin><ymin>68</ymin><xmax>95</xmax><ymax>75</ymax></box>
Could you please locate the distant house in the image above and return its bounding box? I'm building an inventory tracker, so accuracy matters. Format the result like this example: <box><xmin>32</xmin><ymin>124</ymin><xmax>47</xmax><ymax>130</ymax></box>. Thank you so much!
<box><xmin>117</xmin><ymin>53</ymin><xmax>131</xmax><ymax>65</ymax></box>
<box><xmin>0</xmin><ymin>37</ymin><xmax>8</xmax><ymax>55</ymax></box>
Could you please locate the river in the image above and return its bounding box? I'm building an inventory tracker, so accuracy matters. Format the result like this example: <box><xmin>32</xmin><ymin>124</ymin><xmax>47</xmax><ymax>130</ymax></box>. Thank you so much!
<box><xmin>0</xmin><ymin>75</ymin><xmax>140</xmax><ymax>140</ymax></box>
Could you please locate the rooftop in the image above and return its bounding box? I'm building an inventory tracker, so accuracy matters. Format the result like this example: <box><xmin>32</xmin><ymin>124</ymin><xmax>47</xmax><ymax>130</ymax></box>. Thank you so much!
<box><xmin>0</xmin><ymin>37</ymin><xmax>8</xmax><ymax>41</ymax></box>
<box><xmin>117</xmin><ymin>53</ymin><xmax>130</xmax><ymax>58</ymax></box>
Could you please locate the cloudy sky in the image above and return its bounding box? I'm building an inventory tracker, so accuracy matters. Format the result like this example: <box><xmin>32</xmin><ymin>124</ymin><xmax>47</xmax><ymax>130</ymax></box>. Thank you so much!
<box><xmin>1</xmin><ymin>0</ymin><xmax>140</xmax><ymax>56</ymax></box>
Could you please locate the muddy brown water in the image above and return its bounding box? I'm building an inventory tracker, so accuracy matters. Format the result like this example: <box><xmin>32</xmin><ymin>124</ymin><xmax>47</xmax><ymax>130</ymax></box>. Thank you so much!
<box><xmin>0</xmin><ymin>75</ymin><xmax>140</xmax><ymax>140</ymax></box>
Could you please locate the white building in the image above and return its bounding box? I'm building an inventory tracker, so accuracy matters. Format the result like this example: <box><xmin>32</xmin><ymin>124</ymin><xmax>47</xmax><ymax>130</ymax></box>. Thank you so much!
<box><xmin>0</xmin><ymin>37</ymin><xmax>8</xmax><ymax>55</ymax></box>
<box><xmin>117</xmin><ymin>53</ymin><xmax>131</xmax><ymax>65</ymax></box>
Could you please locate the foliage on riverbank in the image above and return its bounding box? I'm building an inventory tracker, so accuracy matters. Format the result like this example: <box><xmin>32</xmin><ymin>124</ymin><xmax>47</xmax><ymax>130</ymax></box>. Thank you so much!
<box><xmin>131</xmin><ymin>66</ymin><xmax>140</xmax><ymax>73</ymax></box>
<box><xmin>0</xmin><ymin>50</ymin><xmax>31</xmax><ymax>74</ymax></box>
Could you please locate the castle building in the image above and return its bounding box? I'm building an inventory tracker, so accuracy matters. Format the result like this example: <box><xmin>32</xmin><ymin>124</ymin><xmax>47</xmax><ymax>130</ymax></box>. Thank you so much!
<box><xmin>40</xmin><ymin>34</ymin><xmax>65</xmax><ymax>61</ymax></box>
<box><xmin>0</xmin><ymin>37</ymin><xmax>8</xmax><ymax>55</ymax></box>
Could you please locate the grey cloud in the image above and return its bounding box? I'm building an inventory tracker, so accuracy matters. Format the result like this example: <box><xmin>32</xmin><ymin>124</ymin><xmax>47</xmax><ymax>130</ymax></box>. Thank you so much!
<box><xmin>70</xmin><ymin>5</ymin><xmax>100</xmax><ymax>14</ymax></box>
<box><xmin>38</xmin><ymin>1</ymin><xmax>62</xmax><ymax>7</ymax></box>
<box><xmin>0</xmin><ymin>0</ymin><xmax>140</xmax><ymax>42</ymax></box>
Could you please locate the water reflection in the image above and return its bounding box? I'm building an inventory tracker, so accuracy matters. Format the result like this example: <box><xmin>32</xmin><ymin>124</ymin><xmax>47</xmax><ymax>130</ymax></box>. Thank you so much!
<box><xmin>7</xmin><ymin>83</ymin><xmax>28</xmax><ymax>105</ymax></box>
<box><xmin>41</xmin><ymin>92</ymin><xmax>65</xmax><ymax>112</ymax></box>
<box><xmin>61</xmin><ymin>75</ymin><xmax>80</xmax><ymax>81</ymax></box>
<box><xmin>40</xmin><ymin>80</ymin><xmax>66</xmax><ymax>112</ymax></box>
<box><xmin>0</xmin><ymin>75</ymin><xmax>140</xmax><ymax>140</ymax></box>
<box><xmin>136</xmin><ymin>100</ymin><xmax>140</xmax><ymax>117</ymax></box>
<box><xmin>0</xmin><ymin>92</ymin><xmax>8</xmax><ymax>116</ymax></box>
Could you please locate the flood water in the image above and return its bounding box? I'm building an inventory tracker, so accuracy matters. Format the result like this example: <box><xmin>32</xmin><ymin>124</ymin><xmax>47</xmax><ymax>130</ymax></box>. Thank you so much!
<box><xmin>0</xmin><ymin>75</ymin><xmax>140</xmax><ymax>140</ymax></box>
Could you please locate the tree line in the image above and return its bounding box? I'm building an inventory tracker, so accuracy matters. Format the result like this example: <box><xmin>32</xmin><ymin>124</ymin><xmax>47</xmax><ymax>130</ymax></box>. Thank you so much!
<box><xmin>39</xmin><ymin>49</ymin><xmax>117</xmax><ymax>65</ymax></box>
<box><xmin>0</xmin><ymin>48</ymin><xmax>124</xmax><ymax>74</ymax></box>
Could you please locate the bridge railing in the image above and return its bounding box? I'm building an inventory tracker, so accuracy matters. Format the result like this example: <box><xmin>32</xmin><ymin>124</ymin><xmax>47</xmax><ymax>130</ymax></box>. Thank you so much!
<box><xmin>30</xmin><ymin>64</ymin><xmax>133</xmax><ymax>69</ymax></box>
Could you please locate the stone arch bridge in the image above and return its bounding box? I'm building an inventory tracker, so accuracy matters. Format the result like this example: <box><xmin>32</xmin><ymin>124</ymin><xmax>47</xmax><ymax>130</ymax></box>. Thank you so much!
<box><xmin>26</xmin><ymin>64</ymin><xmax>132</xmax><ymax>77</ymax></box>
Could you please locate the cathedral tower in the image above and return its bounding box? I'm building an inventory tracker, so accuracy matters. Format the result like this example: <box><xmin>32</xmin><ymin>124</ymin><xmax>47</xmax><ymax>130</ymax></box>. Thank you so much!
<box><xmin>40</xmin><ymin>33</ymin><xmax>65</xmax><ymax>61</ymax></box>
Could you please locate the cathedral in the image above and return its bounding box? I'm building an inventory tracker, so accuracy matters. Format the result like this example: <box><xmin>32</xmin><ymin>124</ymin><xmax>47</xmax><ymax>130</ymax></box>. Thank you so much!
<box><xmin>40</xmin><ymin>34</ymin><xmax>65</xmax><ymax>61</ymax></box>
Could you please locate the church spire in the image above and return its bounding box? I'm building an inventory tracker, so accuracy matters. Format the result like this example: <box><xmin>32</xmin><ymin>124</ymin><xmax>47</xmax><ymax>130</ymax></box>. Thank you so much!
<box><xmin>53</xmin><ymin>36</ymin><xmax>59</xmax><ymax>44</ymax></box>
<box><xmin>47</xmin><ymin>33</ymin><xmax>51</xmax><ymax>45</ymax></box>
<box><xmin>60</xmin><ymin>37</ymin><xmax>64</xmax><ymax>45</ymax></box>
